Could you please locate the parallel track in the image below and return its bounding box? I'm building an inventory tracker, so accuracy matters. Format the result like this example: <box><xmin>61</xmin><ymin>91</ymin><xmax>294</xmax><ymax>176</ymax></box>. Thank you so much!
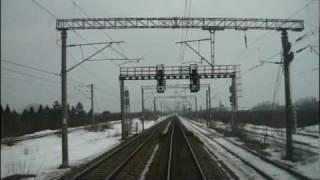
<box><xmin>59</xmin><ymin>116</ymin><xmax>236</xmax><ymax>180</ymax></box>
<box><xmin>167</xmin><ymin>119</ymin><xmax>207</xmax><ymax>180</ymax></box>
<box><xmin>249</xmin><ymin>126</ymin><xmax>319</xmax><ymax>139</ymax></box>
<box><xmin>61</xmin><ymin>119</ymin><xmax>169</xmax><ymax>180</ymax></box>
<box><xmin>184</xmin><ymin>119</ymin><xmax>312</xmax><ymax>180</ymax></box>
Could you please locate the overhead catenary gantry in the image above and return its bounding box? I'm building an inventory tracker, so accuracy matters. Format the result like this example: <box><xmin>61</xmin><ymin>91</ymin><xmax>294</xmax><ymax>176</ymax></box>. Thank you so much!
<box><xmin>141</xmin><ymin>84</ymin><xmax>213</xmax><ymax>128</ymax></box>
<box><xmin>120</xmin><ymin>64</ymin><xmax>238</xmax><ymax>135</ymax></box>
<box><xmin>56</xmin><ymin>17</ymin><xmax>303</xmax><ymax>31</ymax></box>
<box><xmin>56</xmin><ymin>16</ymin><xmax>304</xmax><ymax>167</ymax></box>
<box><xmin>153</xmin><ymin>95</ymin><xmax>198</xmax><ymax>113</ymax></box>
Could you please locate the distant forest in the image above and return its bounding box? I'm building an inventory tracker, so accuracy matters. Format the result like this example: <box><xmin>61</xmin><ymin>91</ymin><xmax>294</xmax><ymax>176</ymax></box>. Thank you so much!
<box><xmin>189</xmin><ymin>97</ymin><xmax>319</xmax><ymax>128</ymax></box>
<box><xmin>1</xmin><ymin>97</ymin><xmax>319</xmax><ymax>138</ymax></box>
<box><xmin>1</xmin><ymin>100</ymin><xmax>156</xmax><ymax>138</ymax></box>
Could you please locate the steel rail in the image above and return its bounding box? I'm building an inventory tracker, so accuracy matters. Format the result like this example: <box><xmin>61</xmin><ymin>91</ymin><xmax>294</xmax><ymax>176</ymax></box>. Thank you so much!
<box><xmin>187</xmin><ymin>120</ymin><xmax>312</xmax><ymax>180</ymax></box>
<box><xmin>177</xmin><ymin>120</ymin><xmax>207</xmax><ymax>180</ymax></box>
<box><xmin>66</xmin><ymin>120</ymin><xmax>168</xmax><ymax>180</ymax></box>
<box><xmin>187</xmin><ymin>121</ymin><xmax>277</xmax><ymax>180</ymax></box>
<box><xmin>242</xmin><ymin>129</ymin><xmax>318</xmax><ymax>152</ymax></box>
<box><xmin>166</xmin><ymin>120</ymin><xmax>175</xmax><ymax>180</ymax></box>
<box><xmin>249</xmin><ymin>126</ymin><xmax>319</xmax><ymax>139</ymax></box>
<box><xmin>105</xmin><ymin>126</ymin><xmax>158</xmax><ymax>180</ymax></box>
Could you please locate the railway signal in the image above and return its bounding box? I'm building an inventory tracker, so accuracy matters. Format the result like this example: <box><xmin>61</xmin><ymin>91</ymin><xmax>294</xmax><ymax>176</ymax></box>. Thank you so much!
<box><xmin>189</xmin><ymin>64</ymin><xmax>200</xmax><ymax>92</ymax></box>
<box><xmin>229</xmin><ymin>81</ymin><xmax>236</xmax><ymax>107</ymax></box>
<box><xmin>156</xmin><ymin>64</ymin><xmax>166</xmax><ymax>93</ymax></box>
<box><xmin>57</xmin><ymin>17</ymin><xmax>303</xmax><ymax>164</ymax></box>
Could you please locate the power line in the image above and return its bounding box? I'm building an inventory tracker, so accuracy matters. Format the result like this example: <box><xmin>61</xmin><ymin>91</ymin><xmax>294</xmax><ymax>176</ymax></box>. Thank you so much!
<box><xmin>32</xmin><ymin>0</ymin><xmax>118</xmax><ymax>68</ymax></box>
<box><xmin>32</xmin><ymin>0</ymin><xmax>58</xmax><ymax>19</ymax></box>
<box><xmin>271</xmin><ymin>65</ymin><xmax>283</xmax><ymax>108</ymax></box>
<box><xmin>2</xmin><ymin>59</ymin><xmax>59</xmax><ymax>76</ymax></box>
<box><xmin>2</xmin><ymin>59</ymin><xmax>87</xmax><ymax>86</ymax></box>
<box><xmin>68</xmin><ymin>0</ymin><xmax>131</xmax><ymax>61</ymax></box>
<box><xmin>3</xmin><ymin>67</ymin><xmax>61</xmax><ymax>84</ymax></box>
<box><xmin>32</xmin><ymin>0</ymin><xmax>121</xmax><ymax>98</ymax></box>
<box><xmin>234</xmin><ymin>0</ymin><xmax>316</xmax><ymax>63</ymax></box>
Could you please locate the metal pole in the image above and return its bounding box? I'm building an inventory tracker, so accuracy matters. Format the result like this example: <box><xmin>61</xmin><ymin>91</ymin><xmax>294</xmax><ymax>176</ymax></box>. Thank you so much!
<box><xmin>281</xmin><ymin>30</ymin><xmax>293</xmax><ymax>161</ymax></box>
<box><xmin>120</xmin><ymin>80</ymin><xmax>126</xmax><ymax>139</ymax></box>
<box><xmin>318</xmin><ymin>2</ymin><xmax>320</xmax><ymax>178</ymax></box>
<box><xmin>206</xmin><ymin>90</ymin><xmax>209</xmax><ymax>127</ymax></box>
<box><xmin>90</xmin><ymin>83</ymin><xmax>95</xmax><ymax>128</ymax></box>
<box><xmin>231</xmin><ymin>78</ymin><xmax>238</xmax><ymax>128</ymax></box>
<box><xmin>154</xmin><ymin>97</ymin><xmax>157</xmax><ymax>113</ymax></box>
<box><xmin>210</xmin><ymin>30</ymin><xmax>215</xmax><ymax>65</ymax></box>
<box><xmin>195</xmin><ymin>96</ymin><xmax>198</xmax><ymax>113</ymax></box>
<box><xmin>141</xmin><ymin>87</ymin><xmax>145</xmax><ymax>131</ymax></box>
<box><xmin>60</xmin><ymin>29</ymin><xmax>69</xmax><ymax>168</ymax></box>
<box><xmin>208</xmin><ymin>85</ymin><xmax>212</xmax><ymax>127</ymax></box>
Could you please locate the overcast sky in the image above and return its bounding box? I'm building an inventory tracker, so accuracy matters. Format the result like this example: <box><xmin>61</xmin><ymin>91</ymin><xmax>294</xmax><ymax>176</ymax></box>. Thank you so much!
<box><xmin>1</xmin><ymin>0</ymin><xmax>319</xmax><ymax>113</ymax></box>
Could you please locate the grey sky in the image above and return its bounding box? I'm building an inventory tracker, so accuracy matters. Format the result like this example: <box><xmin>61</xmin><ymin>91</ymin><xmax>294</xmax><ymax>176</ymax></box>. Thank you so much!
<box><xmin>1</xmin><ymin>0</ymin><xmax>319</xmax><ymax>113</ymax></box>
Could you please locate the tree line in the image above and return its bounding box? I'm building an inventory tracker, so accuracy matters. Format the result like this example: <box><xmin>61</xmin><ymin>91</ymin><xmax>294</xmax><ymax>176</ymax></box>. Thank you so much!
<box><xmin>1</xmin><ymin>101</ymin><xmax>93</xmax><ymax>138</ymax></box>
<box><xmin>185</xmin><ymin>97</ymin><xmax>319</xmax><ymax>128</ymax></box>
<box><xmin>1</xmin><ymin>101</ymin><xmax>159</xmax><ymax>138</ymax></box>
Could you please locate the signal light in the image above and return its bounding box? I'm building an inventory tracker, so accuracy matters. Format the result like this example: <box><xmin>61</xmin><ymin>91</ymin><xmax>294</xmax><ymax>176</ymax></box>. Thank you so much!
<box><xmin>156</xmin><ymin>64</ymin><xmax>165</xmax><ymax>93</ymax></box>
<box><xmin>229</xmin><ymin>81</ymin><xmax>236</xmax><ymax>107</ymax></box>
<box><xmin>189</xmin><ymin>64</ymin><xmax>200</xmax><ymax>92</ymax></box>
<box><xmin>124</xmin><ymin>90</ymin><xmax>130</xmax><ymax>105</ymax></box>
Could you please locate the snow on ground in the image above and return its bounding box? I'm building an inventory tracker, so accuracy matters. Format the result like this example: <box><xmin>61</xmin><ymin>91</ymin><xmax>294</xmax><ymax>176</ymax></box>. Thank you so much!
<box><xmin>180</xmin><ymin>116</ymin><xmax>320</xmax><ymax>179</ymax></box>
<box><xmin>1</xmin><ymin>116</ymin><xmax>167</xmax><ymax>179</ymax></box>
<box><xmin>300</xmin><ymin>124</ymin><xmax>320</xmax><ymax>134</ymax></box>
<box><xmin>179</xmin><ymin>117</ymin><xmax>263</xmax><ymax>179</ymax></box>
<box><xmin>243</xmin><ymin>124</ymin><xmax>319</xmax><ymax>151</ymax></box>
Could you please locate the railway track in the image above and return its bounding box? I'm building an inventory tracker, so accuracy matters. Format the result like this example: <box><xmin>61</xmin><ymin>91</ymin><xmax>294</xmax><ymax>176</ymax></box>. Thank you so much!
<box><xmin>167</xmin><ymin>119</ymin><xmax>206</xmax><ymax>180</ymax></box>
<box><xmin>249</xmin><ymin>126</ymin><xmax>319</xmax><ymax>139</ymax></box>
<box><xmin>183</xmin><ymin>118</ymin><xmax>312</xmax><ymax>180</ymax></box>
<box><xmin>241</xmin><ymin>129</ymin><xmax>318</xmax><ymax>153</ymax></box>
<box><xmin>60</xmin><ymin>116</ymin><xmax>231</xmax><ymax>180</ymax></box>
<box><xmin>62</xmin><ymin>119</ymin><xmax>169</xmax><ymax>180</ymax></box>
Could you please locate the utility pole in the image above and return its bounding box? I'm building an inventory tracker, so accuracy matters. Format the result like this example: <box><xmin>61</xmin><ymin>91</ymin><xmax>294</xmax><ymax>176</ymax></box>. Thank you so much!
<box><xmin>120</xmin><ymin>80</ymin><xmax>126</xmax><ymax>139</ymax></box>
<box><xmin>230</xmin><ymin>77</ymin><xmax>238</xmax><ymax>128</ymax></box>
<box><xmin>141</xmin><ymin>87</ymin><xmax>145</xmax><ymax>131</ymax></box>
<box><xmin>210</xmin><ymin>30</ymin><xmax>215</xmax><ymax>65</ymax></box>
<box><xmin>90</xmin><ymin>83</ymin><xmax>95</xmax><ymax>128</ymax></box>
<box><xmin>281</xmin><ymin>30</ymin><xmax>294</xmax><ymax>161</ymax></box>
<box><xmin>153</xmin><ymin>97</ymin><xmax>156</xmax><ymax>113</ymax></box>
<box><xmin>208</xmin><ymin>85</ymin><xmax>212</xmax><ymax>126</ymax></box>
<box><xmin>206</xmin><ymin>90</ymin><xmax>209</xmax><ymax>127</ymax></box>
<box><xmin>195</xmin><ymin>96</ymin><xmax>198</xmax><ymax>113</ymax></box>
<box><xmin>60</xmin><ymin>29</ymin><xmax>69</xmax><ymax>168</ymax></box>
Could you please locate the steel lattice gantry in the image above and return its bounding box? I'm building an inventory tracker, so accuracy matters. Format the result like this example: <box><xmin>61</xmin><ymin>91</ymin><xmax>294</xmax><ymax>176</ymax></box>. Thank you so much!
<box><xmin>153</xmin><ymin>95</ymin><xmax>198</xmax><ymax>112</ymax></box>
<box><xmin>56</xmin><ymin>17</ymin><xmax>304</xmax><ymax>31</ymax></box>
<box><xmin>119</xmin><ymin>65</ymin><xmax>236</xmax><ymax>80</ymax></box>
<box><xmin>55</xmin><ymin>17</ymin><xmax>304</xmax><ymax>166</ymax></box>
<box><xmin>140</xmin><ymin>84</ymin><xmax>212</xmax><ymax>128</ymax></box>
<box><xmin>119</xmin><ymin>65</ymin><xmax>238</xmax><ymax>137</ymax></box>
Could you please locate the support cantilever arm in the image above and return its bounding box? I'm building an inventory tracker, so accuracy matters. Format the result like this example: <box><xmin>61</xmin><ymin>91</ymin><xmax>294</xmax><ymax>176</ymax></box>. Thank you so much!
<box><xmin>182</xmin><ymin>42</ymin><xmax>212</xmax><ymax>66</ymax></box>
<box><xmin>67</xmin><ymin>41</ymin><xmax>124</xmax><ymax>47</ymax></box>
<box><xmin>88</xmin><ymin>58</ymin><xmax>143</xmax><ymax>61</ymax></box>
<box><xmin>67</xmin><ymin>43</ymin><xmax>111</xmax><ymax>72</ymax></box>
